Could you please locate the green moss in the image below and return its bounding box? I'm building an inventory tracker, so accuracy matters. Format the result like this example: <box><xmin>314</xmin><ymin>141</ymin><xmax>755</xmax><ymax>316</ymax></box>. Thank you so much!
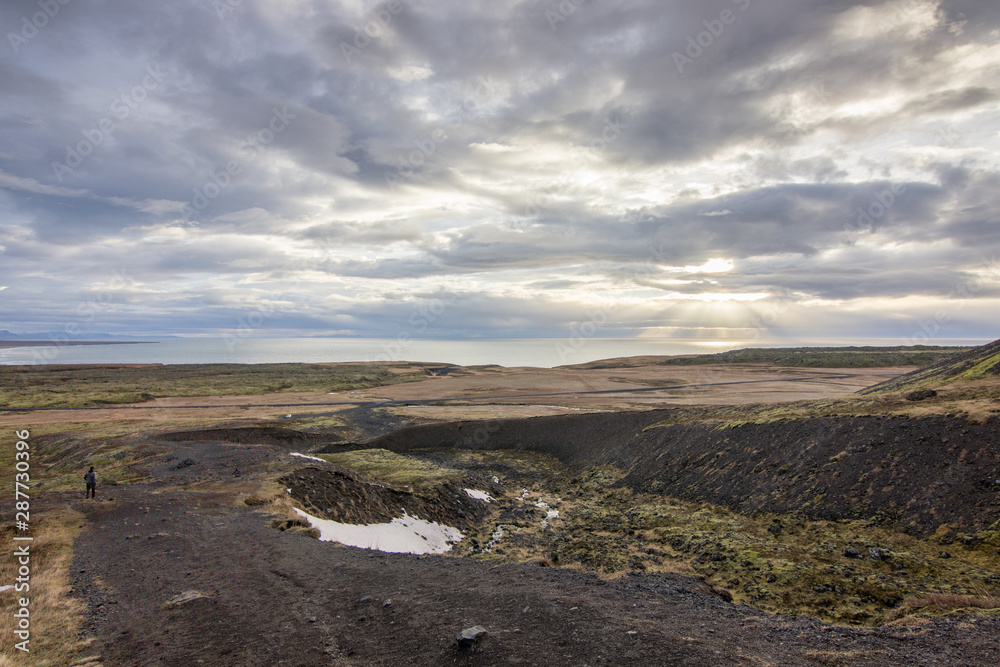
<box><xmin>359</xmin><ymin>447</ymin><xmax>1000</xmax><ymax>627</ymax></box>
<box><xmin>0</xmin><ymin>363</ymin><xmax>425</xmax><ymax>409</ymax></box>
<box><xmin>956</xmin><ymin>351</ymin><xmax>1000</xmax><ymax>381</ymax></box>
<box><xmin>658</xmin><ymin>346</ymin><xmax>971</xmax><ymax>369</ymax></box>
<box><xmin>316</xmin><ymin>449</ymin><xmax>462</xmax><ymax>489</ymax></box>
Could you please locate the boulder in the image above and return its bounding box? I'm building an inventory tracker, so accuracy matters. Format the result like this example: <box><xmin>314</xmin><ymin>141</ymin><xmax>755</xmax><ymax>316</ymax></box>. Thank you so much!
<box><xmin>456</xmin><ymin>625</ymin><xmax>487</xmax><ymax>648</ymax></box>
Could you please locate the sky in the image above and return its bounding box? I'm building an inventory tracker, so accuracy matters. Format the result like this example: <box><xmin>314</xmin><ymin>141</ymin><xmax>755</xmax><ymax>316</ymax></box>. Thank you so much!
<box><xmin>0</xmin><ymin>0</ymin><xmax>998</xmax><ymax>343</ymax></box>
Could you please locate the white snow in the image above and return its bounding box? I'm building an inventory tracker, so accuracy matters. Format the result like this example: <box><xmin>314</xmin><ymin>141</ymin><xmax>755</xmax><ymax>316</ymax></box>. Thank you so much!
<box><xmin>290</xmin><ymin>452</ymin><xmax>326</xmax><ymax>463</ymax></box>
<box><xmin>464</xmin><ymin>488</ymin><xmax>494</xmax><ymax>502</ymax></box>
<box><xmin>536</xmin><ymin>500</ymin><xmax>560</xmax><ymax>527</ymax></box>
<box><xmin>0</xmin><ymin>585</ymin><xmax>14</xmax><ymax>593</ymax></box>
<box><xmin>292</xmin><ymin>508</ymin><xmax>463</xmax><ymax>555</ymax></box>
<box><xmin>483</xmin><ymin>524</ymin><xmax>510</xmax><ymax>552</ymax></box>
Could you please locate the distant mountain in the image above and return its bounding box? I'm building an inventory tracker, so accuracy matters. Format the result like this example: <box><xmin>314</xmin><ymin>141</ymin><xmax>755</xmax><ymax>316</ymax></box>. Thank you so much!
<box><xmin>858</xmin><ymin>337</ymin><xmax>1000</xmax><ymax>394</ymax></box>
<box><xmin>0</xmin><ymin>330</ymin><xmax>172</xmax><ymax>340</ymax></box>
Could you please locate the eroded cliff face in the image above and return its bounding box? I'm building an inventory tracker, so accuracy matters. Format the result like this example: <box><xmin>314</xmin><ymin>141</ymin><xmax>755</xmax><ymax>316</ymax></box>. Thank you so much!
<box><xmin>345</xmin><ymin>411</ymin><xmax>1000</xmax><ymax>537</ymax></box>
<box><xmin>615</xmin><ymin>415</ymin><xmax>1000</xmax><ymax>537</ymax></box>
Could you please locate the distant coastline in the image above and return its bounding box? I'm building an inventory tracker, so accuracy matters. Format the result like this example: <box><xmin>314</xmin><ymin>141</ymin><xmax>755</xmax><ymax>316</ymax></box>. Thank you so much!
<box><xmin>0</xmin><ymin>340</ymin><xmax>157</xmax><ymax>350</ymax></box>
<box><xmin>0</xmin><ymin>337</ymin><xmax>991</xmax><ymax>368</ymax></box>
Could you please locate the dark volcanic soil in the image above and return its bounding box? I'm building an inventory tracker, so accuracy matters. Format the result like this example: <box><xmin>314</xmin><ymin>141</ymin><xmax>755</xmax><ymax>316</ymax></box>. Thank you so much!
<box><xmin>65</xmin><ymin>435</ymin><xmax>1000</xmax><ymax>666</ymax></box>
<box><xmin>347</xmin><ymin>411</ymin><xmax>1000</xmax><ymax>536</ymax></box>
<box><xmin>281</xmin><ymin>465</ymin><xmax>493</xmax><ymax>529</ymax></box>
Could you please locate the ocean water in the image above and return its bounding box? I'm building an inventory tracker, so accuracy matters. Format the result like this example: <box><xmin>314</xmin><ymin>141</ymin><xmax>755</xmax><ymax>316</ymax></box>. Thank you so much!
<box><xmin>0</xmin><ymin>337</ymin><xmax>988</xmax><ymax>369</ymax></box>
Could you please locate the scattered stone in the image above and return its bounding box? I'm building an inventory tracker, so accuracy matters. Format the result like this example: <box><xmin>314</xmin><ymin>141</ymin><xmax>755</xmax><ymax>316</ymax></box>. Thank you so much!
<box><xmin>882</xmin><ymin>596</ymin><xmax>903</xmax><ymax>609</ymax></box>
<box><xmin>359</xmin><ymin>596</ymin><xmax>372</xmax><ymax>603</ymax></box>
<box><xmin>164</xmin><ymin>590</ymin><xmax>210</xmax><ymax>607</ymax></box>
<box><xmin>905</xmin><ymin>389</ymin><xmax>937</xmax><ymax>402</ymax></box>
<box><xmin>843</xmin><ymin>547</ymin><xmax>862</xmax><ymax>559</ymax></box>
<box><xmin>938</xmin><ymin>551</ymin><xmax>952</xmax><ymax>559</ymax></box>
<box><xmin>173</xmin><ymin>458</ymin><xmax>197</xmax><ymax>470</ymax></box>
<box><xmin>456</xmin><ymin>625</ymin><xmax>487</xmax><ymax>648</ymax></box>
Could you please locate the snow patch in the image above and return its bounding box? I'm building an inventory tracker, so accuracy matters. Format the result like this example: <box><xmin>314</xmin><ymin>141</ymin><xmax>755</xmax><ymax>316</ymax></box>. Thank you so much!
<box><xmin>464</xmin><ymin>489</ymin><xmax>494</xmax><ymax>502</ymax></box>
<box><xmin>293</xmin><ymin>508</ymin><xmax>463</xmax><ymax>555</ymax></box>
<box><xmin>536</xmin><ymin>500</ymin><xmax>560</xmax><ymax>527</ymax></box>
<box><xmin>484</xmin><ymin>524</ymin><xmax>514</xmax><ymax>552</ymax></box>
<box><xmin>290</xmin><ymin>452</ymin><xmax>326</xmax><ymax>463</ymax></box>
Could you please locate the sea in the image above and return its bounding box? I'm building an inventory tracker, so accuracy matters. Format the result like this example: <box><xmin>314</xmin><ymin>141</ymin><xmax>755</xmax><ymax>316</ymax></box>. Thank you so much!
<box><xmin>0</xmin><ymin>337</ymin><xmax>988</xmax><ymax>369</ymax></box>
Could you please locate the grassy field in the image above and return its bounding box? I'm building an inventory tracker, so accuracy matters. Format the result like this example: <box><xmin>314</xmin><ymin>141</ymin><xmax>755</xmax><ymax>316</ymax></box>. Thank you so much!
<box><xmin>0</xmin><ymin>363</ymin><xmax>425</xmax><ymax>409</ymax></box>
<box><xmin>0</xmin><ymin>510</ymin><xmax>90</xmax><ymax>667</ymax></box>
<box><xmin>659</xmin><ymin>346</ymin><xmax>972</xmax><ymax>368</ymax></box>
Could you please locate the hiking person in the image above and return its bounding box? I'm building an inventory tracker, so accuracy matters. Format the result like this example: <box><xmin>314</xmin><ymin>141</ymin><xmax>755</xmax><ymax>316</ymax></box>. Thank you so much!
<box><xmin>84</xmin><ymin>466</ymin><xmax>97</xmax><ymax>499</ymax></box>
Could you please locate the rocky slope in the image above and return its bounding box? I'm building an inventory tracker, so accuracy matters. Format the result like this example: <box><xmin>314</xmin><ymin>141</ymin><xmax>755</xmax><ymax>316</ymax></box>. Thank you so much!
<box><xmin>859</xmin><ymin>337</ymin><xmax>1000</xmax><ymax>394</ymax></box>
<box><xmin>338</xmin><ymin>411</ymin><xmax>1000</xmax><ymax>538</ymax></box>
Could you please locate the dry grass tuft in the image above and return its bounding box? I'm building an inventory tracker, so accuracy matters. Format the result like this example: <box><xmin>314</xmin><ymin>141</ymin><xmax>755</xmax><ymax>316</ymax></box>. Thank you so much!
<box><xmin>886</xmin><ymin>593</ymin><xmax>1000</xmax><ymax>621</ymax></box>
<box><xmin>241</xmin><ymin>481</ymin><xmax>321</xmax><ymax>539</ymax></box>
<box><xmin>0</xmin><ymin>509</ymin><xmax>98</xmax><ymax>667</ymax></box>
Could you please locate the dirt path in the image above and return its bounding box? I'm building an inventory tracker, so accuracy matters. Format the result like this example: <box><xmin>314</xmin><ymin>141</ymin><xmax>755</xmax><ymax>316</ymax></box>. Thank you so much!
<box><xmin>66</xmin><ymin>440</ymin><xmax>999</xmax><ymax>666</ymax></box>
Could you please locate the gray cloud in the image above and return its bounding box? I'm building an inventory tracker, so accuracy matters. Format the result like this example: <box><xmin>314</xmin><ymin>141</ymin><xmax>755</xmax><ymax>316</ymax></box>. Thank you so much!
<box><xmin>1</xmin><ymin>0</ymin><xmax>998</xmax><ymax>342</ymax></box>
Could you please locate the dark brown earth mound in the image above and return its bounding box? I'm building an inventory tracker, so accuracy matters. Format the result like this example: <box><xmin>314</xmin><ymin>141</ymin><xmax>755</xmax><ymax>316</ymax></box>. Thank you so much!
<box><xmin>160</xmin><ymin>426</ymin><xmax>330</xmax><ymax>448</ymax></box>
<box><xmin>345</xmin><ymin>412</ymin><xmax>1000</xmax><ymax>536</ymax></box>
<box><xmin>614</xmin><ymin>415</ymin><xmax>1000</xmax><ymax>536</ymax></box>
<box><xmin>281</xmin><ymin>464</ymin><xmax>493</xmax><ymax>530</ymax></box>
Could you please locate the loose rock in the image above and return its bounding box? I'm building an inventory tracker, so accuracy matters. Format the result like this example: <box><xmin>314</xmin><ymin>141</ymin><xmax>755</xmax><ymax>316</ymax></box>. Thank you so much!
<box><xmin>456</xmin><ymin>625</ymin><xmax>487</xmax><ymax>648</ymax></box>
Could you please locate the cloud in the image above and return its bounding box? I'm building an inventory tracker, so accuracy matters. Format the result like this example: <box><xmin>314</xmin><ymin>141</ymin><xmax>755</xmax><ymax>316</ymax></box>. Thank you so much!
<box><xmin>0</xmin><ymin>0</ymin><xmax>998</xmax><ymax>342</ymax></box>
